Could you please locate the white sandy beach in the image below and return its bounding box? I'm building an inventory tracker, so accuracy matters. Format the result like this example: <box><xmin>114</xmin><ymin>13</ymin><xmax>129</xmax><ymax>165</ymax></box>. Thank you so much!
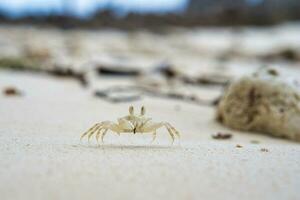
<box><xmin>0</xmin><ymin>24</ymin><xmax>300</xmax><ymax>200</ymax></box>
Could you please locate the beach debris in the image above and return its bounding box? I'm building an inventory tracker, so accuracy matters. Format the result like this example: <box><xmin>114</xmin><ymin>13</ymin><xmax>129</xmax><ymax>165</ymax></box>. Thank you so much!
<box><xmin>212</xmin><ymin>132</ymin><xmax>232</xmax><ymax>139</ymax></box>
<box><xmin>94</xmin><ymin>87</ymin><xmax>141</xmax><ymax>103</ymax></box>
<box><xmin>0</xmin><ymin>57</ymin><xmax>39</xmax><ymax>71</ymax></box>
<box><xmin>49</xmin><ymin>67</ymin><xmax>88</xmax><ymax>87</ymax></box>
<box><xmin>236</xmin><ymin>144</ymin><xmax>243</xmax><ymax>148</ymax></box>
<box><xmin>80</xmin><ymin>106</ymin><xmax>180</xmax><ymax>144</ymax></box>
<box><xmin>212</xmin><ymin>96</ymin><xmax>221</xmax><ymax>106</ymax></box>
<box><xmin>183</xmin><ymin>73</ymin><xmax>231</xmax><ymax>86</ymax></box>
<box><xmin>3</xmin><ymin>87</ymin><xmax>22</xmax><ymax>96</ymax></box>
<box><xmin>23</xmin><ymin>44</ymin><xmax>51</xmax><ymax>62</ymax></box>
<box><xmin>250</xmin><ymin>140</ymin><xmax>260</xmax><ymax>144</ymax></box>
<box><xmin>155</xmin><ymin>64</ymin><xmax>231</xmax><ymax>86</ymax></box>
<box><xmin>261</xmin><ymin>48</ymin><xmax>300</xmax><ymax>62</ymax></box>
<box><xmin>217</xmin><ymin>67</ymin><xmax>300</xmax><ymax>142</ymax></box>
<box><xmin>94</xmin><ymin>85</ymin><xmax>215</xmax><ymax>105</ymax></box>
<box><xmin>0</xmin><ymin>57</ymin><xmax>87</xmax><ymax>87</ymax></box>
<box><xmin>260</xmin><ymin>148</ymin><xmax>269</xmax><ymax>152</ymax></box>
<box><xmin>154</xmin><ymin>62</ymin><xmax>180</xmax><ymax>80</ymax></box>
<box><xmin>96</xmin><ymin>64</ymin><xmax>141</xmax><ymax>76</ymax></box>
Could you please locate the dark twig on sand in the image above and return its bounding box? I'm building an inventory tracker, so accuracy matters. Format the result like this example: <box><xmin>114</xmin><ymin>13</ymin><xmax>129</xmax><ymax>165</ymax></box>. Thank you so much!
<box><xmin>94</xmin><ymin>88</ymin><xmax>141</xmax><ymax>103</ymax></box>
<box><xmin>212</xmin><ymin>132</ymin><xmax>232</xmax><ymax>139</ymax></box>
<box><xmin>94</xmin><ymin>85</ymin><xmax>217</xmax><ymax>105</ymax></box>
<box><xmin>155</xmin><ymin>63</ymin><xmax>231</xmax><ymax>86</ymax></box>
<box><xmin>48</xmin><ymin>68</ymin><xmax>88</xmax><ymax>87</ymax></box>
<box><xmin>96</xmin><ymin>65</ymin><xmax>141</xmax><ymax>77</ymax></box>
<box><xmin>0</xmin><ymin>58</ymin><xmax>88</xmax><ymax>87</ymax></box>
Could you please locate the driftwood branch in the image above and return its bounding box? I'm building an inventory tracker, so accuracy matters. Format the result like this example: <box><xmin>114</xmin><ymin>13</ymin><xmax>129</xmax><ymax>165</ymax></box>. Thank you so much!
<box><xmin>94</xmin><ymin>85</ymin><xmax>219</xmax><ymax>106</ymax></box>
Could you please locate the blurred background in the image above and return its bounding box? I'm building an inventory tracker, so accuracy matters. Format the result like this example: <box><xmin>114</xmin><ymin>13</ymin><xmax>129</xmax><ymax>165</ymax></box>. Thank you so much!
<box><xmin>0</xmin><ymin>0</ymin><xmax>300</xmax><ymax>105</ymax></box>
<box><xmin>0</xmin><ymin>0</ymin><xmax>300</xmax><ymax>27</ymax></box>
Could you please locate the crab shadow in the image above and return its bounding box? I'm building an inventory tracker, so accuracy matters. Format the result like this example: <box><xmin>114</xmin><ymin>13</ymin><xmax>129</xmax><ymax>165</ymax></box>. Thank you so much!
<box><xmin>81</xmin><ymin>143</ymin><xmax>181</xmax><ymax>150</ymax></box>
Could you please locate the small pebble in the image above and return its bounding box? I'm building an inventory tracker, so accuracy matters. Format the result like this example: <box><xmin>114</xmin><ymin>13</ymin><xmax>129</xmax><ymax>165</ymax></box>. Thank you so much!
<box><xmin>260</xmin><ymin>148</ymin><xmax>269</xmax><ymax>152</ymax></box>
<box><xmin>212</xmin><ymin>132</ymin><xmax>232</xmax><ymax>140</ymax></box>
<box><xmin>3</xmin><ymin>87</ymin><xmax>22</xmax><ymax>96</ymax></box>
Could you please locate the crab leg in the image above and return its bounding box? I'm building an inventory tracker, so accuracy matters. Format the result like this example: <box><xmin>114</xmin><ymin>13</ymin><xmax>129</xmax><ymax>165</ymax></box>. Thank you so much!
<box><xmin>101</xmin><ymin>129</ymin><xmax>109</xmax><ymax>142</ymax></box>
<box><xmin>81</xmin><ymin>121</ymin><xmax>117</xmax><ymax>141</ymax></box>
<box><xmin>95</xmin><ymin>128</ymin><xmax>104</xmax><ymax>145</ymax></box>
<box><xmin>86</xmin><ymin>120</ymin><xmax>124</xmax><ymax>144</ymax></box>
<box><xmin>80</xmin><ymin>123</ymin><xmax>101</xmax><ymax>141</ymax></box>
<box><xmin>88</xmin><ymin>125</ymin><xmax>104</xmax><ymax>142</ymax></box>
<box><xmin>165</xmin><ymin>123</ymin><xmax>180</xmax><ymax>138</ymax></box>
<box><xmin>163</xmin><ymin>124</ymin><xmax>175</xmax><ymax>143</ymax></box>
<box><xmin>151</xmin><ymin>131</ymin><xmax>157</xmax><ymax>143</ymax></box>
<box><xmin>141</xmin><ymin>122</ymin><xmax>177</xmax><ymax>143</ymax></box>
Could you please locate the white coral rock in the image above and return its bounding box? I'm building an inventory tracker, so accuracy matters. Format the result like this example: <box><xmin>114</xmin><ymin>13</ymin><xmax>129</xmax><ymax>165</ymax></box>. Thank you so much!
<box><xmin>217</xmin><ymin>68</ymin><xmax>300</xmax><ymax>142</ymax></box>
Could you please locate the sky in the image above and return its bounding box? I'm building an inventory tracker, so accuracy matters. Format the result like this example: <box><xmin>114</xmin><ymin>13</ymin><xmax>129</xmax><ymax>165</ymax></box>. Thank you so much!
<box><xmin>0</xmin><ymin>0</ymin><xmax>188</xmax><ymax>18</ymax></box>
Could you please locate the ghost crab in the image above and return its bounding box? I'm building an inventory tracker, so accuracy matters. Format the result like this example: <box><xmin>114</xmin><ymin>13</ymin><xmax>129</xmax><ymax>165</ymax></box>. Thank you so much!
<box><xmin>80</xmin><ymin>106</ymin><xmax>180</xmax><ymax>144</ymax></box>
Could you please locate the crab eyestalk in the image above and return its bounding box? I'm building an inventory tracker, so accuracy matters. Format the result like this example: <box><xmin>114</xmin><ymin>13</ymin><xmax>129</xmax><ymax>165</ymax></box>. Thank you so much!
<box><xmin>129</xmin><ymin>106</ymin><xmax>134</xmax><ymax>115</ymax></box>
<box><xmin>141</xmin><ymin>106</ymin><xmax>145</xmax><ymax>116</ymax></box>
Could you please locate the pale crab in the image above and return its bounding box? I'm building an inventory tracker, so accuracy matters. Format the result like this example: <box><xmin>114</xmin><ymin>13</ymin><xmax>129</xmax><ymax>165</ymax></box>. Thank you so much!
<box><xmin>80</xmin><ymin>106</ymin><xmax>180</xmax><ymax>144</ymax></box>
